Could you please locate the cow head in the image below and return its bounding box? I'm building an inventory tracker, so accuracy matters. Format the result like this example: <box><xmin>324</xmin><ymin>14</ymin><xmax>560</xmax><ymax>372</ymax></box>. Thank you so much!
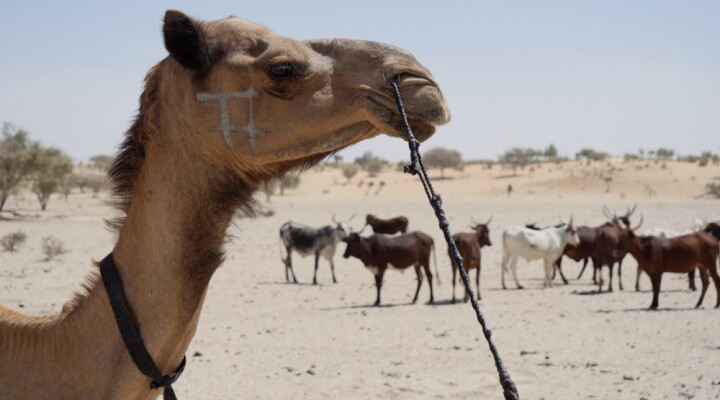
<box><xmin>342</xmin><ymin>232</ymin><xmax>368</xmax><ymax>259</ymax></box>
<box><xmin>703</xmin><ymin>222</ymin><xmax>720</xmax><ymax>240</ymax></box>
<box><xmin>561</xmin><ymin>216</ymin><xmax>580</xmax><ymax>246</ymax></box>
<box><xmin>603</xmin><ymin>204</ymin><xmax>637</xmax><ymax>228</ymax></box>
<box><xmin>615</xmin><ymin>215</ymin><xmax>645</xmax><ymax>257</ymax></box>
<box><xmin>471</xmin><ymin>216</ymin><xmax>493</xmax><ymax>247</ymax></box>
<box><xmin>332</xmin><ymin>213</ymin><xmax>355</xmax><ymax>242</ymax></box>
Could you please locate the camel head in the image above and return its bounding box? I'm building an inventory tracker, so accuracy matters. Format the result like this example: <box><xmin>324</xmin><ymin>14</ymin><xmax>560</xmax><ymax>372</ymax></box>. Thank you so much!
<box><xmin>149</xmin><ymin>10</ymin><xmax>449</xmax><ymax>179</ymax></box>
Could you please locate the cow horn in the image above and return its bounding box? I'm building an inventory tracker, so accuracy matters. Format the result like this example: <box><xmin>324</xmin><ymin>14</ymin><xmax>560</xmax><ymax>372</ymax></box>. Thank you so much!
<box><xmin>470</xmin><ymin>215</ymin><xmax>478</xmax><ymax>225</ymax></box>
<box><xmin>348</xmin><ymin>213</ymin><xmax>357</xmax><ymax>222</ymax></box>
<box><xmin>625</xmin><ymin>203</ymin><xmax>637</xmax><ymax>218</ymax></box>
<box><xmin>486</xmin><ymin>215</ymin><xmax>493</xmax><ymax>226</ymax></box>
<box><xmin>332</xmin><ymin>213</ymin><xmax>338</xmax><ymax>224</ymax></box>
<box><xmin>602</xmin><ymin>206</ymin><xmax>614</xmax><ymax>220</ymax></box>
<box><xmin>631</xmin><ymin>214</ymin><xmax>644</xmax><ymax>231</ymax></box>
<box><xmin>568</xmin><ymin>215</ymin><xmax>574</xmax><ymax>227</ymax></box>
<box><xmin>357</xmin><ymin>223</ymin><xmax>368</xmax><ymax>234</ymax></box>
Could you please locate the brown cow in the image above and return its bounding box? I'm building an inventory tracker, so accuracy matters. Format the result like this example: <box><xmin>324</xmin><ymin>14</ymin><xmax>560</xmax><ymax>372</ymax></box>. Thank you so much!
<box><xmin>343</xmin><ymin>231</ymin><xmax>437</xmax><ymax>306</ymax></box>
<box><xmin>365</xmin><ymin>214</ymin><xmax>409</xmax><ymax>235</ymax></box>
<box><xmin>618</xmin><ymin>230</ymin><xmax>720</xmax><ymax>309</ymax></box>
<box><xmin>450</xmin><ymin>217</ymin><xmax>492</xmax><ymax>303</ymax></box>
<box><xmin>593</xmin><ymin>205</ymin><xmax>640</xmax><ymax>292</ymax></box>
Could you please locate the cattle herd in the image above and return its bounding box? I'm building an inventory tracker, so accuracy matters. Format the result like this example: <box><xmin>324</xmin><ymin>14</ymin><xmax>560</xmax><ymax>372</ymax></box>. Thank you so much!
<box><xmin>278</xmin><ymin>206</ymin><xmax>720</xmax><ymax>310</ymax></box>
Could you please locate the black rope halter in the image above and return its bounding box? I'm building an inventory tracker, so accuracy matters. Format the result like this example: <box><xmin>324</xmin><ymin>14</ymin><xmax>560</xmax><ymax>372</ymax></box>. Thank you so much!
<box><xmin>100</xmin><ymin>254</ymin><xmax>187</xmax><ymax>400</ymax></box>
<box><xmin>389</xmin><ymin>75</ymin><xmax>519</xmax><ymax>400</ymax></box>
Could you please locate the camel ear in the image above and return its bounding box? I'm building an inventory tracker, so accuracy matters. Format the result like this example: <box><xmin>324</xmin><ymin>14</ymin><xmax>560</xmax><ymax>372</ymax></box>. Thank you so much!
<box><xmin>163</xmin><ymin>10</ymin><xmax>209</xmax><ymax>70</ymax></box>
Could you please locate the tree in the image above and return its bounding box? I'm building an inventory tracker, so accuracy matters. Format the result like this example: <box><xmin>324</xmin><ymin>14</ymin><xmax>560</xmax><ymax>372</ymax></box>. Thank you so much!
<box><xmin>0</xmin><ymin>123</ymin><xmax>40</xmax><ymax>211</ymax></box>
<box><xmin>575</xmin><ymin>148</ymin><xmax>608</xmax><ymax>162</ymax></box>
<box><xmin>543</xmin><ymin>144</ymin><xmax>558</xmax><ymax>159</ymax></box>
<box><xmin>32</xmin><ymin>146</ymin><xmax>73</xmax><ymax>210</ymax></box>
<box><xmin>89</xmin><ymin>155</ymin><xmax>115</xmax><ymax>172</ymax></box>
<box><xmin>422</xmin><ymin>147</ymin><xmax>463</xmax><ymax>178</ymax></box>
<box><xmin>655</xmin><ymin>148</ymin><xmax>674</xmax><ymax>161</ymax></box>
<box><xmin>498</xmin><ymin>148</ymin><xmax>535</xmax><ymax>176</ymax></box>
<box><xmin>342</xmin><ymin>164</ymin><xmax>358</xmax><ymax>182</ymax></box>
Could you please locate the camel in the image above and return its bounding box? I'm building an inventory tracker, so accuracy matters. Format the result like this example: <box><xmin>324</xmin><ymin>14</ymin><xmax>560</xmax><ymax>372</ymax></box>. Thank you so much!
<box><xmin>0</xmin><ymin>10</ymin><xmax>449</xmax><ymax>400</ymax></box>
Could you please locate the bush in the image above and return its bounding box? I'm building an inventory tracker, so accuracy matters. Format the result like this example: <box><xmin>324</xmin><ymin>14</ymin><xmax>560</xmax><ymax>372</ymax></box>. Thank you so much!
<box><xmin>342</xmin><ymin>164</ymin><xmax>359</xmax><ymax>182</ymax></box>
<box><xmin>354</xmin><ymin>151</ymin><xmax>388</xmax><ymax>176</ymax></box>
<box><xmin>1</xmin><ymin>231</ymin><xmax>27</xmax><ymax>252</ymax></box>
<box><xmin>41</xmin><ymin>236</ymin><xmax>66</xmax><ymax>260</ymax></box>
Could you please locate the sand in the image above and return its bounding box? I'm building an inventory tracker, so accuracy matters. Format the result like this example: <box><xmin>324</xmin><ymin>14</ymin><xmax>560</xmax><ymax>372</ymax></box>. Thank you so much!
<box><xmin>1</xmin><ymin>160</ymin><xmax>719</xmax><ymax>399</ymax></box>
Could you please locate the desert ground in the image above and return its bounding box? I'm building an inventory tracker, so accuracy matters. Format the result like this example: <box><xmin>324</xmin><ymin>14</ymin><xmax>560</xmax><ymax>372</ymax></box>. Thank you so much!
<box><xmin>1</xmin><ymin>159</ymin><xmax>719</xmax><ymax>399</ymax></box>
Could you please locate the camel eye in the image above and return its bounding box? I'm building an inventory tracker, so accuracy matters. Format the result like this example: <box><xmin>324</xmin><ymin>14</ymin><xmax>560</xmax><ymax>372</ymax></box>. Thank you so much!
<box><xmin>268</xmin><ymin>62</ymin><xmax>295</xmax><ymax>81</ymax></box>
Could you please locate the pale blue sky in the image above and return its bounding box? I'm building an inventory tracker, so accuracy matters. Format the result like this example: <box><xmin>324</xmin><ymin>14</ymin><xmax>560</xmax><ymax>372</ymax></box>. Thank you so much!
<box><xmin>1</xmin><ymin>1</ymin><xmax>718</xmax><ymax>163</ymax></box>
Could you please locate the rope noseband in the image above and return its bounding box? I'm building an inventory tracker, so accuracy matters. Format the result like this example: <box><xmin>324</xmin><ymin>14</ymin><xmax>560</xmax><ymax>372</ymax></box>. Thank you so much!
<box><xmin>100</xmin><ymin>254</ymin><xmax>186</xmax><ymax>400</ymax></box>
<box><xmin>389</xmin><ymin>76</ymin><xmax>520</xmax><ymax>400</ymax></box>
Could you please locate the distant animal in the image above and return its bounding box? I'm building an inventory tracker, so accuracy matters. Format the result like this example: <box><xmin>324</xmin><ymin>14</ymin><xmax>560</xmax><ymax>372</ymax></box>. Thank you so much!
<box><xmin>637</xmin><ymin>218</ymin><xmax>708</xmax><ymax>291</ymax></box>
<box><xmin>501</xmin><ymin>218</ymin><xmax>580</xmax><ymax>289</ymax></box>
<box><xmin>527</xmin><ymin>222</ymin><xmax>599</xmax><ymax>285</ymax></box>
<box><xmin>592</xmin><ymin>205</ymin><xmax>640</xmax><ymax>292</ymax></box>
<box><xmin>450</xmin><ymin>216</ymin><xmax>493</xmax><ymax>302</ymax></box>
<box><xmin>343</xmin><ymin>231</ymin><xmax>438</xmax><ymax>306</ymax></box>
<box><xmin>364</xmin><ymin>214</ymin><xmax>409</xmax><ymax>235</ymax></box>
<box><xmin>618</xmin><ymin>230</ymin><xmax>720</xmax><ymax>309</ymax></box>
<box><xmin>279</xmin><ymin>214</ymin><xmax>354</xmax><ymax>284</ymax></box>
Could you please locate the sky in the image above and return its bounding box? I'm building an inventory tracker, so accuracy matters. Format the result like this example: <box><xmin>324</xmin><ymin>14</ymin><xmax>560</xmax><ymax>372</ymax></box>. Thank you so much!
<box><xmin>1</xmin><ymin>1</ymin><xmax>718</xmax><ymax>163</ymax></box>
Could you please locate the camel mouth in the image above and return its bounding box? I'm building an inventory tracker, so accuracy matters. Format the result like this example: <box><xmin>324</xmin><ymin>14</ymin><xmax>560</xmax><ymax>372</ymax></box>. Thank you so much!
<box><xmin>363</xmin><ymin>93</ymin><xmax>448</xmax><ymax>142</ymax></box>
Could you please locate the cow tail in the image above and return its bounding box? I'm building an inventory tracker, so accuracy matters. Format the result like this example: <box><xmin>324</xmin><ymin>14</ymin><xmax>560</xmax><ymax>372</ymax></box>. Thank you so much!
<box><xmin>432</xmin><ymin>242</ymin><xmax>441</xmax><ymax>286</ymax></box>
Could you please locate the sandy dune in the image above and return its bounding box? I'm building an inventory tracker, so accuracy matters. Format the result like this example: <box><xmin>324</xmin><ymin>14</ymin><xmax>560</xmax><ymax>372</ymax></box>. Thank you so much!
<box><xmin>1</xmin><ymin>160</ymin><xmax>719</xmax><ymax>399</ymax></box>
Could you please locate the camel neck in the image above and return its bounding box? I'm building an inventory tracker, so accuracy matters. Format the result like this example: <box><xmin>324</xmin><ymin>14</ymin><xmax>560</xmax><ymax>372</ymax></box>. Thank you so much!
<box><xmin>0</xmin><ymin>150</ymin><xmax>250</xmax><ymax>399</ymax></box>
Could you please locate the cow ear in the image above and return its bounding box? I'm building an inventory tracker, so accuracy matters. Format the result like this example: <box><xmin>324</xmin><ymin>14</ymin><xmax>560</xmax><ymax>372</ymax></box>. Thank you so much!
<box><xmin>163</xmin><ymin>10</ymin><xmax>211</xmax><ymax>70</ymax></box>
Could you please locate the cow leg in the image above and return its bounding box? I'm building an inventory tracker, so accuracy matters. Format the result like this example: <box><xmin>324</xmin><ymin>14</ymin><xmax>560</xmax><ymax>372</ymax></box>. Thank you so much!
<box><xmin>688</xmin><ymin>269</ymin><xmax>696</xmax><ymax>291</ymax></box>
<box><xmin>617</xmin><ymin>259</ymin><xmax>624</xmax><ymax>291</ymax></box>
<box><xmin>576</xmin><ymin>258</ymin><xmax>588</xmax><ymax>280</ymax></box>
<box><xmin>287</xmin><ymin>250</ymin><xmax>298</xmax><ymax>284</ymax></box>
<box><xmin>412</xmin><ymin>264</ymin><xmax>423</xmax><ymax>304</ymax></box>
<box><xmin>451</xmin><ymin>262</ymin><xmax>458</xmax><ymax>303</ymax></box>
<box><xmin>284</xmin><ymin>250</ymin><xmax>290</xmax><ymax>283</ymax></box>
<box><xmin>649</xmin><ymin>272</ymin><xmax>661</xmax><ymax>310</ymax></box>
<box><xmin>476</xmin><ymin>266</ymin><xmax>482</xmax><ymax>301</ymax></box>
<box><xmin>708</xmin><ymin>262</ymin><xmax>720</xmax><ymax>308</ymax></box>
<box><xmin>543</xmin><ymin>259</ymin><xmax>553</xmax><ymax>288</ymax></box>
<box><xmin>501</xmin><ymin>254</ymin><xmax>509</xmax><ymax>290</ymax></box>
<box><xmin>329</xmin><ymin>257</ymin><xmax>338</xmax><ymax>284</ymax></box>
<box><xmin>607</xmin><ymin>263</ymin><xmax>615</xmax><ymax>293</ymax></box>
<box><xmin>312</xmin><ymin>251</ymin><xmax>320</xmax><ymax>285</ymax></box>
<box><xmin>554</xmin><ymin>260</ymin><xmax>569</xmax><ymax>285</ymax></box>
<box><xmin>695</xmin><ymin>267</ymin><xmax>709</xmax><ymax>308</ymax></box>
<box><xmin>552</xmin><ymin>257</ymin><xmax>560</xmax><ymax>279</ymax></box>
<box><xmin>510</xmin><ymin>256</ymin><xmax>523</xmax><ymax>289</ymax></box>
<box><xmin>374</xmin><ymin>270</ymin><xmax>385</xmax><ymax>306</ymax></box>
<box><xmin>421</xmin><ymin>260</ymin><xmax>435</xmax><ymax>304</ymax></box>
<box><xmin>635</xmin><ymin>266</ymin><xmax>642</xmax><ymax>292</ymax></box>
<box><xmin>592</xmin><ymin>265</ymin><xmax>599</xmax><ymax>284</ymax></box>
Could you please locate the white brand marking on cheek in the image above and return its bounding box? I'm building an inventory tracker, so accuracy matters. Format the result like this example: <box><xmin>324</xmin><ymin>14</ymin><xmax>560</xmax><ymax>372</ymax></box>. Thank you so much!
<box><xmin>196</xmin><ymin>66</ymin><xmax>263</xmax><ymax>151</ymax></box>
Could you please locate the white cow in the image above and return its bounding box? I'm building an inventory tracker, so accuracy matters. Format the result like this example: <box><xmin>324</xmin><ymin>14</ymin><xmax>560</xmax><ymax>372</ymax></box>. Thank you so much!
<box><xmin>501</xmin><ymin>219</ymin><xmax>580</xmax><ymax>289</ymax></box>
<box><xmin>636</xmin><ymin>217</ymin><xmax>708</xmax><ymax>291</ymax></box>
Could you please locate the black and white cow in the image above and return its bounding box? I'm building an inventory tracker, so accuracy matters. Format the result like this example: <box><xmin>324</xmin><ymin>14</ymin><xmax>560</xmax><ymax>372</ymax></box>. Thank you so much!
<box><xmin>279</xmin><ymin>217</ymin><xmax>352</xmax><ymax>284</ymax></box>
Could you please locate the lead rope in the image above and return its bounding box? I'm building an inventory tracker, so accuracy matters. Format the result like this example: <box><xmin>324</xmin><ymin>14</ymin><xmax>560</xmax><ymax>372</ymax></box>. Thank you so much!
<box><xmin>389</xmin><ymin>76</ymin><xmax>519</xmax><ymax>400</ymax></box>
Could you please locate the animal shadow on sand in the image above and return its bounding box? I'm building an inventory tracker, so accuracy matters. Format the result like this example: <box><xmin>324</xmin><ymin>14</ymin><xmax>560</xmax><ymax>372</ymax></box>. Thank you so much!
<box><xmin>257</xmin><ymin>280</ymin><xmax>324</xmax><ymax>287</ymax></box>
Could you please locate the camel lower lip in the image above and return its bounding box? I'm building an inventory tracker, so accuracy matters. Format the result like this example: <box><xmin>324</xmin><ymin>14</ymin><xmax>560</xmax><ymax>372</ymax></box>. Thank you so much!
<box><xmin>365</xmin><ymin>96</ymin><xmax>438</xmax><ymax>141</ymax></box>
